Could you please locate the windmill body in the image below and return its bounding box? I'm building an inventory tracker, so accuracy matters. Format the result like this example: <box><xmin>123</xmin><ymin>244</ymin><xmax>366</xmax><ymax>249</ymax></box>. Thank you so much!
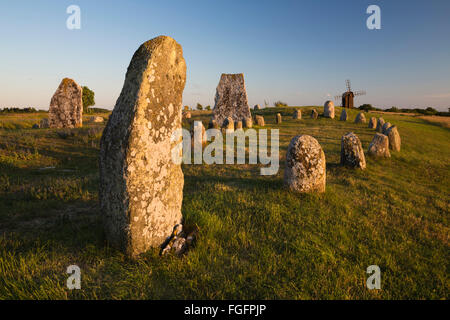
<box><xmin>335</xmin><ymin>80</ymin><xmax>366</xmax><ymax>108</ymax></box>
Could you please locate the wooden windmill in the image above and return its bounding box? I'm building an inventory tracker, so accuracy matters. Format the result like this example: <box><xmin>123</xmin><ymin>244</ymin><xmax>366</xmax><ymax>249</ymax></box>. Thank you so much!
<box><xmin>334</xmin><ymin>80</ymin><xmax>366</xmax><ymax>108</ymax></box>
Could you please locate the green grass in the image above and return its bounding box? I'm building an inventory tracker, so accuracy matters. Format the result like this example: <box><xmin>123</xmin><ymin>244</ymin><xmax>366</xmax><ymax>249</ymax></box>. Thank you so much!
<box><xmin>0</xmin><ymin>107</ymin><xmax>448</xmax><ymax>299</ymax></box>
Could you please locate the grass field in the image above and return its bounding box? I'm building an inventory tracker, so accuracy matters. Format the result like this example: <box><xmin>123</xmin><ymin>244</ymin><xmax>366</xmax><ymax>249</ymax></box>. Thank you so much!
<box><xmin>0</xmin><ymin>107</ymin><xmax>448</xmax><ymax>299</ymax></box>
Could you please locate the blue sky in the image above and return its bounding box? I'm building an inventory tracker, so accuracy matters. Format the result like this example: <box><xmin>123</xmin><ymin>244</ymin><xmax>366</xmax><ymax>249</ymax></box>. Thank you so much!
<box><xmin>0</xmin><ymin>0</ymin><xmax>449</xmax><ymax>111</ymax></box>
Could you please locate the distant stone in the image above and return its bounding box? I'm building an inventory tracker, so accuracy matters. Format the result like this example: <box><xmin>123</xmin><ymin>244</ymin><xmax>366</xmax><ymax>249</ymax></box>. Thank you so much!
<box><xmin>212</xmin><ymin>73</ymin><xmax>251</xmax><ymax>126</ymax></box>
<box><xmin>223</xmin><ymin>116</ymin><xmax>234</xmax><ymax>131</ymax></box>
<box><xmin>382</xmin><ymin>122</ymin><xmax>392</xmax><ymax>134</ymax></box>
<box><xmin>276</xmin><ymin>113</ymin><xmax>282</xmax><ymax>124</ymax></box>
<box><xmin>355</xmin><ymin>112</ymin><xmax>366</xmax><ymax>123</ymax></box>
<box><xmin>340</xmin><ymin>109</ymin><xmax>348</xmax><ymax>121</ymax></box>
<box><xmin>293</xmin><ymin>110</ymin><xmax>302</xmax><ymax>120</ymax></box>
<box><xmin>183</xmin><ymin>111</ymin><xmax>191</xmax><ymax>119</ymax></box>
<box><xmin>255</xmin><ymin>115</ymin><xmax>265</xmax><ymax>126</ymax></box>
<box><xmin>89</xmin><ymin>116</ymin><xmax>104</xmax><ymax>123</ymax></box>
<box><xmin>244</xmin><ymin>117</ymin><xmax>253</xmax><ymax>128</ymax></box>
<box><xmin>208</xmin><ymin>119</ymin><xmax>219</xmax><ymax>129</ymax></box>
<box><xmin>368</xmin><ymin>117</ymin><xmax>377</xmax><ymax>129</ymax></box>
<box><xmin>340</xmin><ymin>132</ymin><xmax>366</xmax><ymax>169</ymax></box>
<box><xmin>376</xmin><ymin>118</ymin><xmax>385</xmax><ymax>132</ymax></box>
<box><xmin>191</xmin><ymin>121</ymin><xmax>206</xmax><ymax>146</ymax></box>
<box><xmin>39</xmin><ymin>118</ymin><xmax>49</xmax><ymax>128</ymax></box>
<box><xmin>387</xmin><ymin>125</ymin><xmax>401</xmax><ymax>151</ymax></box>
<box><xmin>236</xmin><ymin>120</ymin><xmax>243</xmax><ymax>130</ymax></box>
<box><xmin>284</xmin><ymin>135</ymin><xmax>326</xmax><ymax>193</ymax></box>
<box><xmin>368</xmin><ymin>133</ymin><xmax>391</xmax><ymax>157</ymax></box>
<box><xmin>49</xmin><ymin>78</ymin><xmax>83</xmax><ymax>128</ymax></box>
<box><xmin>254</xmin><ymin>104</ymin><xmax>261</xmax><ymax>110</ymax></box>
<box><xmin>311</xmin><ymin>109</ymin><xmax>318</xmax><ymax>119</ymax></box>
<box><xmin>99</xmin><ymin>36</ymin><xmax>186</xmax><ymax>258</ymax></box>
<box><xmin>324</xmin><ymin>101</ymin><xmax>335</xmax><ymax>119</ymax></box>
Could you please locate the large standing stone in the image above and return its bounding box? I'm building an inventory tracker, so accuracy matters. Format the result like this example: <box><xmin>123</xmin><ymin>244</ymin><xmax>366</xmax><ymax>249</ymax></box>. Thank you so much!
<box><xmin>324</xmin><ymin>101</ymin><xmax>335</xmax><ymax>119</ymax></box>
<box><xmin>386</xmin><ymin>125</ymin><xmax>401</xmax><ymax>151</ymax></box>
<box><xmin>255</xmin><ymin>115</ymin><xmax>265</xmax><ymax>126</ymax></box>
<box><xmin>368</xmin><ymin>133</ymin><xmax>391</xmax><ymax>157</ymax></box>
<box><xmin>382</xmin><ymin>122</ymin><xmax>392</xmax><ymax>134</ymax></box>
<box><xmin>284</xmin><ymin>135</ymin><xmax>326</xmax><ymax>193</ymax></box>
<box><xmin>311</xmin><ymin>109</ymin><xmax>318</xmax><ymax>119</ymax></box>
<box><xmin>355</xmin><ymin>112</ymin><xmax>366</xmax><ymax>123</ymax></box>
<box><xmin>340</xmin><ymin>132</ymin><xmax>366</xmax><ymax>169</ymax></box>
<box><xmin>99</xmin><ymin>36</ymin><xmax>186</xmax><ymax>257</ymax></box>
<box><xmin>49</xmin><ymin>78</ymin><xmax>83</xmax><ymax>128</ymax></box>
<box><xmin>376</xmin><ymin>118</ymin><xmax>385</xmax><ymax>132</ymax></box>
<box><xmin>339</xmin><ymin>109</ymin><xmax>348</xmax><ymax>121</ymax></box>
<box><xmin>276</xmin><ymin>113</ymin><xmax>282</xmax><ymax>124</ymax></box>
<box><xmin>293</xmin><ymin>110</ymin><xmax>302</xmax><ymax>119</ymax></box>
<box><xmin>368</xmin><ymin>117</ymin><xmax>377</xmax><ymax>129</ymax></box>
<box><xmin>212</xmin><ymin>73</ymin><xmax>251</xmax><ymax>126</ymax></box>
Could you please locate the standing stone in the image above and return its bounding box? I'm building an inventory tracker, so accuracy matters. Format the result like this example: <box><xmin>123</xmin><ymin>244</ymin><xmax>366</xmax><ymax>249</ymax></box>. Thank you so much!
<box><xmin>376</xmin><ymin>118</ymin><xmax>385</xmax><ymax>132</ymax></box>
<box><xmin>386</xmin><ymin>125</ymin><xmax>401</xmax><ymax>151</ymax></box>
<box><xmin>183</xmin><ymin>111</ymin><xmax>191</xmax><ymax>119</ymax></box>
<box><xmin>99</xmin><ymin>36</ymin><xmax>186</xmax><ymax>258</ymax></box>
<box><xmin>311</xmin><ymin>109</ymin><xmax>318</xmax><ymax>119</ymax></box>
<box><xmin>223</xmin><ymin>116</ymin><xmax>234</xmax><ymax>131</ymax></box>
<box><xmin>382</xmin><ymin>122</ymin><xmax>392</xmax><ymax>134</ymax></box>
<box><xmin>254</xmin><ymin>104</ymin><xmax>261</xmax><ymax>110</ymax></box>
<box><xmin>324</xmin><ymin>101</ymin><xmax>335</xmax><ymax>119</ymax></box>
<box><xmin>276</xmin><ymin>113</ymin><xmax>282</xmax><ymax>124</ymax></box>
<box><xmin>244</xmin><ymin>117</ymin><xmax>253</xmax><ymax>128</ymax></box>
<box><xmin>208</xmin><ymin>119</ymin><xmax>219</xmax><ymax>129</ymax></box>
<box><xmin>49</xmin><ymin>78</ymin><xmax>83</xmax><ymax>128</ymax></box>
<box><xmin>340</xmin><ymin>132</ymin><xmax>366</xmax><ymax>169</ymax></box>
<box><xmin>355</xmin><ymin>112</ymin><xmax>366</xmax><ymax>123</ymax></box>
<box><xmin>236</xmin><ymin>120</ymin><xmax>243</xmax><ymax>130</ymax></box>
<box><xmin>293</xmin><ymin>110</ymin><xmax>302</xmax><ymax>120</ymax></box>
<box><xmin>191</xmin><ymin>121</ymin><xmax>206</xmax><ymax>146</ymax></box>
<box><xmin>39</xmin><ymin>118</ymin><xmax>49</xmax><ymax>128</ymax></box>
<box><xmin>340</xmin><ymin>109</ymin><xmax>348</xmax><ymax>121</ymax></box>
<box><xmin>284</xmin><ymin>135</ymin><xmax>326</xmax><ymax>193</ymax></box>
<box><xmin>368</xmin><ymin>117</ymin><xmax>377</xmax><ymax>129</ymax></box>
<box><xmin>212</xmin><ymin>73</ymin><xmax>251</xmax><ymax>126</ymax></box>
<box><xmin>89</xmin><ymin>116</ymin><xmax>104</xmax><ymax>123</ymax></box>
<box><xmin>255</xmin><ymin>115</ymin><xmax>265</xmax><ymax>126</ymax></box>
<box><xmin>368</xmin><ymin>133</ymin><xmax>391</xmax><ymax>158</ymax></box>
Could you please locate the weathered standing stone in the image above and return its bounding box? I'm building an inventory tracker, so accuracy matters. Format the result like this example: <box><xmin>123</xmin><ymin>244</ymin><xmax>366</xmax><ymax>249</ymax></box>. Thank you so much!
<box><xmin>208</xmin><ymin>119</ymin><xmax>219</xmax><ymax>129</ymax></box>
<box><xmin>39</xmin><ymin>118</ymin><xmax>49</xmax><ymax>128</ymax></box>
<box><xmin>99</xmin><ymin>36</ymin><xmax>186</xmax><ymax>258</ymax></box>
<box><xmin>340</xmin><ymin>109</ymin><xmax>348</xmax><ymax>121</ymax></box>
<box><xmin>311</xmin><ymin>109</ymin><xmax>318</xmax><ymax>119</ymax></box>
<box><xmin>386</xmin><ymin>125</ymin><xmax>401</xmax><ymax>151</ymax></box>
<box><xmin>382</xmin><ymin>122</ymin><xmax>392</xmax><ymax>134</ymax></box>
<box><xmin>223</xmin><ymin>116</ymin><xmax>234</xmax><ymax>131</ymax></box>
<box><xmin>368</xmin><ymin>117</ymin><xmax>377</xmax><ymax>129</ymax></box>
<box><xmin>376</xmin><ymin>118</ymin><xmax>385</xmax><ymax>132</ymax></box>
<box><xmin>284</xmin><ymin>135</ymin><xmax>326</xmax><ymax>193</ymax></box>
<box><xmin>49</xmin><ymin>78</ymin><xmax>83</xmax><ymax>128</ymax></box>
<box><xmin>212</xmin><ymin>73</ymin><xmax>251</xmax><ymax>126</ymax></box>
<box><xmin>183</xmin><ymin>111</ymin><xmax>191</xmax><ymax>119</ymax></box>
<box><xmin>236</xmin><ymin>120</ymin><xmax>243</xmax><ymax>130</ymax></box>
<box><xmin>293</xmin><ymin>110</ymin><xmax>302</xmax><ymax>120</ymax></box>
<box><xmin>276</xmin><ymin>113</ymin><xmax>282</xmax><ymax>124</ymax></box>
<box><xmin>340</xmin><ymin>132</ymin><xmax>366</xmax><ymax>169</ymax></box>
<box><xmin>368</xmin><ymin>133</ymin><xmax>391</xmax><ymax>158</ymax></box>
<box><xmin>324</xmin><ymin>101</ymin><xmax>335</xmax><ymax>119</ymax></box>
<box><xmin>191</xmin><ymin>121</ymin><xmax>206</xmax><ymax>146</ymax></box>
<box><xmin>254</xmin><ymin>104</ymin><xmax>261</xmax><ymax>110</ymax></box>
<box><xmin>355</xmin><ymin>112</ymin><xmax>366</xmax><ymax>123</ymax></box>
<box><xmin>244</xmin><ymin>117</ymin><xmax>253</xmax><ymax>128</ymax></box>
<box><xmin>255</xmin><ymin>115</ymin><xmax>265</xmax><ymax>126</ymax></box>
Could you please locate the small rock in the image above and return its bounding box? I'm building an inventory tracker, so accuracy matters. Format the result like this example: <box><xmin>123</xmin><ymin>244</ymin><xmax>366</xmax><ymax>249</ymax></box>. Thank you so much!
<box><xmin>235</xmin><ymin>120</ymin><xmax>243</xmax><ymax>130</ymax></box>
<box><xmin>376</xmin><ymin>118</ymin><xmax>385</xmax><ymax>132</ymax></box>
<box><xmin>255</xmin><ymin>115</ymin><xmax>265</xmax><ymax>126</ymax></box>
<box><xmin>276</xmin><ymin>113</ymin><xmax>282</xmax><ymax>124</ymax></box>
<box><xmin>324</xmin><ymin>101</ymin><xmax>335</xmax><ymax>119</ymax></box>
<box><xmin>355</xmin><ymin>112</ymin><xmax>366</xmax><ymax>123</ymax></box>
<box><xmin>386</xmin><ymin>125</ymin><xmax>401</xmax><ymax>151</ymax></box>
<box><xmin>339</xmin><ymin>109</ymin><xmax>348</xmax><ymax>121</ymax></box>
<box><xmin>244</xmin><ymin>117</ymin><xmax>253</xmax><ymax>128</ymax></box>
<box><xmin>293</xmin><ymin>110</ymin><xmax>302</xmax><ymax>120</ymax></box>
<box><xmin>223</xmin><ymin>117</ymin><xmax>234</xmax><ymax>131</ymax></box>
<box><xmin>368</xmin><ymin>117</ymin><xmax>377</xmax><ymax>129</ymax></box>
<box><xmin>254</xmin><ymin>104</ymin><xmax>261</xmax><ymax>110</ymax></box>
<box><xmin>311</xmin><ymin>109</ymin><xmax>318</xmax><ymax>119</ymax></box>
<box><xmin>368</xmin><ymin>133</ymin><xmax>391</xmax><ymax>158</ymax></box>
<box><xmin>382</xmin><ymin>122</ymin><xmax>392</xmax><ymax>134</ymax></box>
<box><xmin>340</xmin><ymin>132</ymin><xmax>366</xmax><ymax>169</ymax></box>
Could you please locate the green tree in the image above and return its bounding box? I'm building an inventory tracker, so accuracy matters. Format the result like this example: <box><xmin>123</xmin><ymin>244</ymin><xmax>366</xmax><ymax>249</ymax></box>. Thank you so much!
<box><xmin>205</xmin><ymin>105</ymin><xmax>211</xmax><ymax>110</ymax></box>
<box><xmin>196</xmin><ymin>103</ymin><xmax>203</xmax><ymax>110</ymax></box>
<box><xmin>82</xmin><ymin>86</ymin><xmax>95</xmax><ymax>113</ymax></box>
